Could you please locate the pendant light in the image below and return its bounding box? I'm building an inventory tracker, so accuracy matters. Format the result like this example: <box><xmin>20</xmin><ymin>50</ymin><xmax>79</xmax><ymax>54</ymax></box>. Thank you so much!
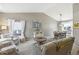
<box><xmin>59</xmin><ymin>13</ymin><xmax>63</xmax><ymax>31</ymax></box>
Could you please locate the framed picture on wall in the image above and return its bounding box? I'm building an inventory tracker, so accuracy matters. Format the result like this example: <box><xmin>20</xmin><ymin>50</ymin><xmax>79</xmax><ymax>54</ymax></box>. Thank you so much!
<box><xmin>32</xmin><ymin>21</ymin><xmax>41</xmax><ymax>30</ymax></box>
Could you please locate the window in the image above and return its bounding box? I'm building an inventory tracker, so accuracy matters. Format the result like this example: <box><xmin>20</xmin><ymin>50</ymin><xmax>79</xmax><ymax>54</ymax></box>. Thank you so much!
<box><xmin>13</xmin><ymin>21</ymin><xmax>22</xmax><ymax>36</ymax></box>
<box><xmin>8</xmin><ymin>19</ymin><xmax>25</xmax><ymax>37</ymax></box>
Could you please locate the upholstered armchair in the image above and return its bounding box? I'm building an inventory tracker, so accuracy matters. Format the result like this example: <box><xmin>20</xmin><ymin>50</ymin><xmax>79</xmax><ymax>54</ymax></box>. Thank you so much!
<box><xmin>41</xmin><ymin>37</ymin><xmax>74</xmax><ymax>55</ymax></box>
<box><xmin>55</xmin><ymin>37</ymin><xmax>74</xmax><ymax>55</ymax></box>
<box><xmin>0</xmin><ymin>40</ymin><xmax>18</xmax><ymax>55</ymax></box>
<box><xmin>41</xmin><ymin>41</ymin><xmax>57</xmax><ymax>55</ymax></box>
<box><xmin>34</xmin><ymin>31</ymin><xmax>47</xmax><ymax>45</ymax></box>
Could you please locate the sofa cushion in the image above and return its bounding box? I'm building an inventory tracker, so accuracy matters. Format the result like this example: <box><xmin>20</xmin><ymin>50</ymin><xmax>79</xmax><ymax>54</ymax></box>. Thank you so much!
<box><xmin>0</xmin><ymin>41</ymin><xmax>12</xmax><ymax>49</ymax></box>
<box><xmin>0</xmin><ymin>45</ymin><xmax>18</xmax><ymax>55</ymax></box>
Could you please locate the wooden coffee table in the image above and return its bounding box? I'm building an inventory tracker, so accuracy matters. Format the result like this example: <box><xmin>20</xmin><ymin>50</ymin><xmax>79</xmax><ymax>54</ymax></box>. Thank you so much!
<box><xmin>35</xmin><ymin>38</ymin><xmax>47</xmax><ymax>45</ymax></box>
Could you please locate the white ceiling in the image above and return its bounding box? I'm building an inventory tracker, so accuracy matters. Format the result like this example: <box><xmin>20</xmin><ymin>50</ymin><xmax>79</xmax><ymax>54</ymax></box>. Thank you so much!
<box><xmin>0</xmin><ymin>3</ymin><xmax>56</xmax><ymax>12</ymax></box>
<box><xmin>43</xmin><ymin>3</ymin><xmax>73</xmax><ymax>21</ymax></box>
<box><xmin>0</xmin><ymin>3</ymin><xmax>73</xmax><ymax>21</ymax></box>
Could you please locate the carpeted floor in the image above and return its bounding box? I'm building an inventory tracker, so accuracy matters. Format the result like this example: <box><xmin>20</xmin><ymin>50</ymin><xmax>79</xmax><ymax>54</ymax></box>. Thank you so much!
<box><xmin>17</xmin><ymin>40</ymin><xmax>42</xmax><ymax>55</ymax></box>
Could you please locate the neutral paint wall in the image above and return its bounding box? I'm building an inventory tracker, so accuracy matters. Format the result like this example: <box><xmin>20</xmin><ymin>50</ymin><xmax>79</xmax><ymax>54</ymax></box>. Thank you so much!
<box><xmin>0</xmin><ymin>15</ymin><xmax>8</xmax><ymax>25</ymax></box>
<box><xmin>0</xmin><ymin>13</ymin><xmax>57</xmax><ymax>38</ymax></box>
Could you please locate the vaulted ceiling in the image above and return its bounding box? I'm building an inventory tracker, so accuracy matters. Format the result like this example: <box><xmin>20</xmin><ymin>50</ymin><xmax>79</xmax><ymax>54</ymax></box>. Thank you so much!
<box><xmin>0</xmin><ymin>3</ymin><xmax>73</xmax><ymax>21</ymax></box>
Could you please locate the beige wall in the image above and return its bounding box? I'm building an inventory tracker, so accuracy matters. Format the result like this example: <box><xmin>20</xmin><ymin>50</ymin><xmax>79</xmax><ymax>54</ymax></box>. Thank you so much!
<box><xmin>0</xmin><ymin>15</ymin><xmax>8</xmax><ymax>25</ymax></box>
<box><xmin>0</xmin><ymin>13</ymin><xmax>57</xmax><ymax>38</ymax></box>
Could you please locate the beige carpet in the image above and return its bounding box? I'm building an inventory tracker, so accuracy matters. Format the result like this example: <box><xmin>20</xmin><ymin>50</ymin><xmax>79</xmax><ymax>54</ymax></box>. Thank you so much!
<box><xmin>17</xmin><ymin>40</ymin><xmax>42</xmax><ymax>55</ymax></box>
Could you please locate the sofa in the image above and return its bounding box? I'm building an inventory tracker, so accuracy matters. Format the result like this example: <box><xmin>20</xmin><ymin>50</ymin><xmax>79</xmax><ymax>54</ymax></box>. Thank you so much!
<box><xmin>41</xmin><ymin>37</ymin><xmax>74</xmax><ymax>55</ymax></box>
<box><xmin>0</xmin><ymin>40</ymin><xmax>18</xmax><ymax>55</ymax></box>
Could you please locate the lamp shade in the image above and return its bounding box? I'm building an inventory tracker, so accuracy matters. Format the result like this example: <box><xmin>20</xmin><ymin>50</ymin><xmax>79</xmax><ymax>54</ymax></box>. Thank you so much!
<box><xmin>1</xmin><ymin>25</ymin><xmax>7</xmax><ymax>30</ymax></box>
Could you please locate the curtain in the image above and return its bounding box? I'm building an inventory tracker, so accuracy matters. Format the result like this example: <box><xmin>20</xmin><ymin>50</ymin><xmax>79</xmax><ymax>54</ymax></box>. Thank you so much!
<box><xmin>8</xmin><ymin>19</ymin><xmax>14</xmax><ymax>36</ymax></box>
<box><xmin>21</xmin><ymin>20</ymin><xmax>25</xmax><ymax>36</ymax></box>
<box><xmin>8</xmin><ymin>19</ymin><xmax>25</xmax><ymax>37</ymax></box>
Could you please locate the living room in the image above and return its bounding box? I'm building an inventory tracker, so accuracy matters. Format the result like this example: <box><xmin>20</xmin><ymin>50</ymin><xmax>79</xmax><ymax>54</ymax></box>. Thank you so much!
<box><xmin>0</xmin><ymin>3</ymin><xmax>76</xmax><ymax>55</ymax></box>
